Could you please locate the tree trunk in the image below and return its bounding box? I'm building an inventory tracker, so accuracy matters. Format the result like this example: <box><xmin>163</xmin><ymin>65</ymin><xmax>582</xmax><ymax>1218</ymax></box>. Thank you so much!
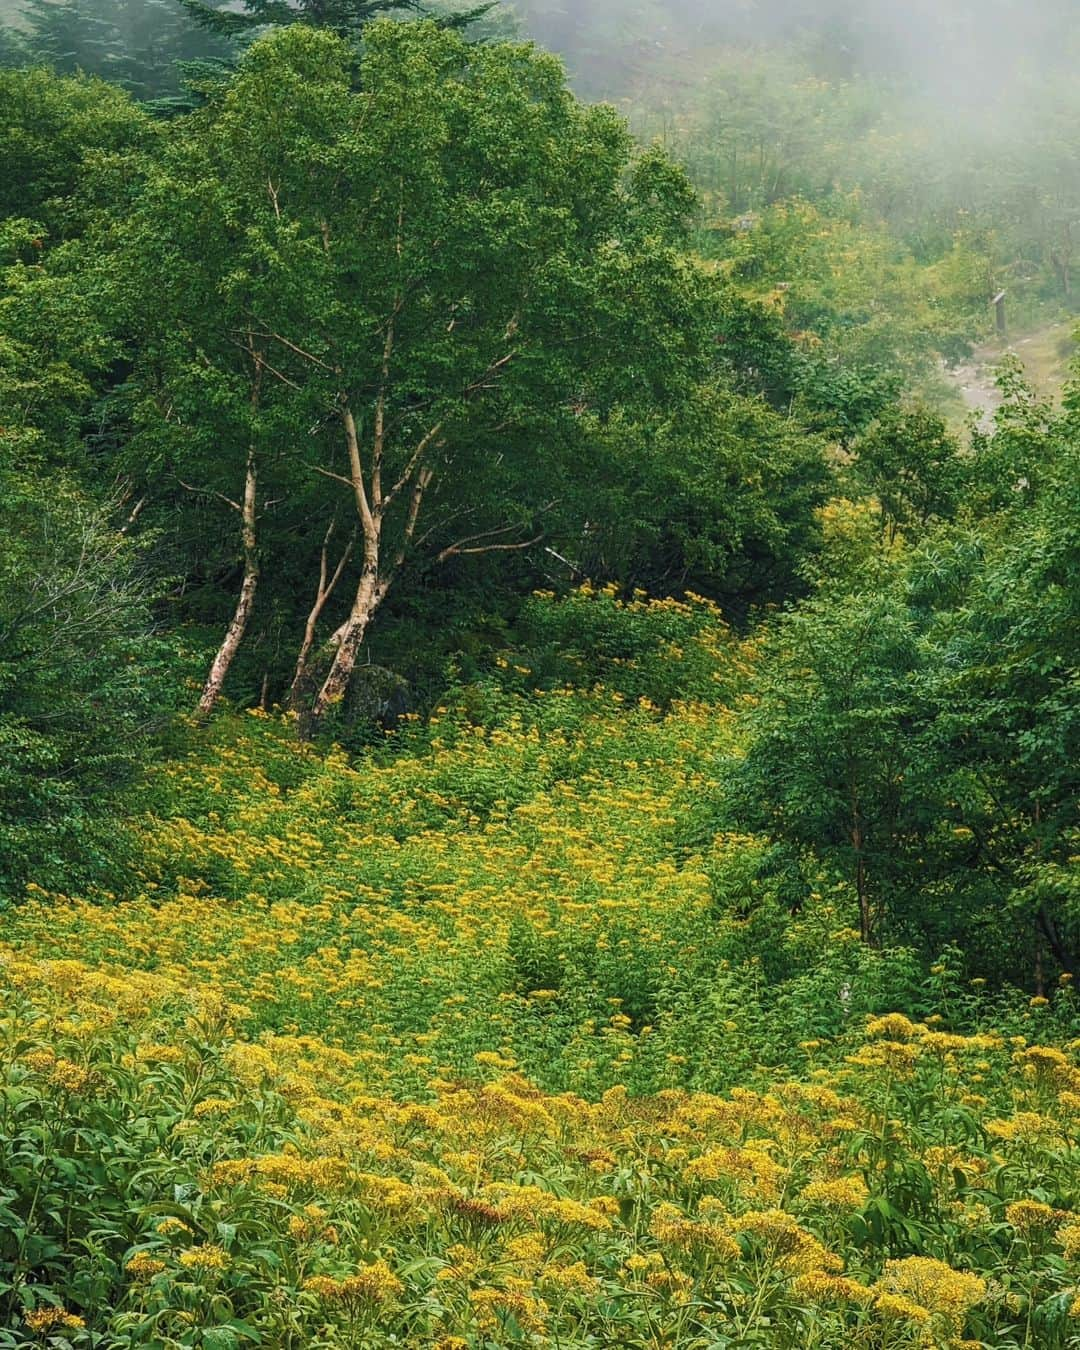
<box><xmin>855</xmin><ymin>849</ymin><xmax>871</xmax><ymax>946</ymax></box>
<box><xmin>303</xmin><ymin>411</ymin><xmax>432</xmax><ymax>732</ymax></box>
<box><xmin>852</xmin><ymin>812</ymin><xmax>872</xmax><ymax>945</ymax></box>
<box><xmin>288</xmin><ymin>522</ymin><xmax>354</xmax><ymax>711</ymax></box>
<box><xmin>1033</xmin><ymin>798</ymin><xmax>1073</xmax><ymax>974</ymax></box>
<box><xmin>1051</xmin><ymin>248</ymin><xmax>1072</xmax><ymax>299</ymax></box>
<box><xmin>309</xmin><ymin>565</ymin><xmax>384</xmax><ymax>724</ymax></box>
<box><xmin>1038</xmin><ymin>905</ymin><xmax>1072</xmax><ymax>974</ymax></box>
<box><xmin>197</xmin><ymin>447</ymin><xmax>259</xmax><ymax>718</ymax></box>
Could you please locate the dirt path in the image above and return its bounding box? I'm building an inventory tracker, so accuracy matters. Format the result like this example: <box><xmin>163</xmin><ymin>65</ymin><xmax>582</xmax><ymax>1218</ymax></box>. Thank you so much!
<box><xmin>949</xmin><ymin>353</ymin><xmax>1004</xmax><ymax>425</ymax></box>
<box><xmin>946</xmin><ymin>319</ymin><xmax>1076</xmax><ymax>427</ymax></box>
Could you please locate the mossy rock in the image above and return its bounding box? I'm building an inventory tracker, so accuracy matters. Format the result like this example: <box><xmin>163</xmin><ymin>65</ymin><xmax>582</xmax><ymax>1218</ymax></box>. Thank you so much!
<box><xmin>345</xmin><ymin>663</ymin><xmax>410</xmax><ymax>729</ymax></box>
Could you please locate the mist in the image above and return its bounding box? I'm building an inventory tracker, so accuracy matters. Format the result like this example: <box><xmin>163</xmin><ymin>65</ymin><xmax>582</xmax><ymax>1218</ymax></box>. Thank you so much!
<box><xmin>507</xmin><ymin>0</ymin><xmax>1080</xmax><ymax>109</ymax></box>
<box><xmin>5</xmin><ymin>0</ymin><xmax>1080</xmax><ymax>306</ymax></box>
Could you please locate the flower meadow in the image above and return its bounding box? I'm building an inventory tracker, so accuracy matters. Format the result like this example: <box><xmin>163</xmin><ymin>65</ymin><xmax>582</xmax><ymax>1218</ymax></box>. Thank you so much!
<box><xmin>3</xmin><ymin>593</ymin><xmax>1080</xmax><ymax>1348</ymax></box>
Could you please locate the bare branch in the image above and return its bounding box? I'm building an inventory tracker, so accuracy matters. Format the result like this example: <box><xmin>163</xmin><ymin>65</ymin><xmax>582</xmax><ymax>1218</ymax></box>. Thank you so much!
<box><xmin>175</xmin><ymin>477</ymin><xmax>241</xmax><ymax>513</ymax></box>
<box><xmin>247</xmin><ymin>330</ymin><xmax>335</xmax><ymax>371</ymax></box>
<box><xmin>432</xmin><ymin>497</ymin><xmax>557</xmax><ymax>566</ymax></box>
<box><xmin>311</xmin><ymin>465</ymin><xmax>355</xmax><ymax>489</ymax></box>
<box><xmin>414</xmin><ymin>505</ymin><xmax>470</xmax><ymax>552</ymax></box>
<box><xmin>388</xmin><ymin>465</ymin><xmax>434</xmax><ymax>574</ymax></box>
<box><xmin>255</xmin><ymin>355</ymin><xmax>301</xmax><ymax>391</ymax></box>
<box><xmin>436</xmin><ymin>520</ymin><xmax>524</xmax><ymax>551</ymax></box>
<box><xmin>437</xmin><ymin>531</ymin><xmax>545</xmax><ymax>565</ymax></box>
<box><xmin>383</xmin><ymin>420</ymin><xmax>445</xmax><ymax>509</ymax></box>
<box><xmin>289</xmin><ymin>518</ymin><xmax>356</xmax><ymax>706</ymax></box>
<box><xmin>342</xmin><ymin>404</ymin><xmax>379</xmax><ymax>547</ymax></box>
<box><xmin>462</xmin><ymin>349</ymin><xmax>518</xmax><ymax>398</ymax></box>
<box><xmin>226</xmin><ymin>338</ymin><xmax>301</xmax><ymax>390</ymax></box>
<box><xmin>372</xmin><ymin>312</ymin><xmax>396</xmax><ymax>509</ymax></box>
<box><xmin>327</xmin><ymin>531</ymin><xmax>355</xmax><ymax>591</ymax></box>
<box><xmin>119</xmin><ymin>494</ymin><xmax>149</xmax><ymax>535</ymax></box>
<box><xmin>544</xmin><ymin>545</ymin><xmax>583</xmax><ymax>577</ymax></box>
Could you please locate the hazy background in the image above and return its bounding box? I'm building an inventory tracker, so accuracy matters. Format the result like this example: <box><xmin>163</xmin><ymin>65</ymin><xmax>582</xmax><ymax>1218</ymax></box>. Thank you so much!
<box><xmin>506</xmin><ymin>0</ymin><xmax>1080</xmax><ymax>102</ymax></box>
<box><xmin>5</xmin><ymin>0</ymin><xmax>1080</xmax><ymax>96</ymax></box>
<box><xmin>4</xmin><ymin>1</ymin><xmax>1080</xmax><ymax>110</ymax></box>
<box><xmin>4</xmin><ymin>0</ymin><xmax>1080</xmax><ymax>319</ymax></box>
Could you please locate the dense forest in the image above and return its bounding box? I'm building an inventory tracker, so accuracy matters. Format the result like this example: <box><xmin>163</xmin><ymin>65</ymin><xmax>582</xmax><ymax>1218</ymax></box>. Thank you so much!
<box><xmin>0</xmin><ymin>1</ymin><xmax>1078</xmax><ymax>1345</ymax></box>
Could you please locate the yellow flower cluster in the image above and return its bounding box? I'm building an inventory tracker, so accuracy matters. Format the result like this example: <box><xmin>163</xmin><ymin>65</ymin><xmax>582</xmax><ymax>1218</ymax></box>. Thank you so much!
<box><xmin>2</xmin><ymin>637</ymin><xmax>1079</xmax><ymax>1347</ymax></box>
<box><xmin>125</xmin><ymin>1252</ymin><xmax>167</xmax><ymax>1279</ymax></box>
<box><xmin>177</xmin><ymin>1245</ymin><xmax>231</xmax><ymax>1274</ymax></box>
<box><xmin>24</xmin><ymin>1308</ymin><xmax>86</xmax><ymax>1333</ymax></box>
<box><xmin>873</xmin><ymin>1256</ymin><xmax>987</xmax><ymax>1333</ymax></box>
<box><xmin>303</xmin><ymin>1260</ymin><xmax>403</xmax><ymax>1306</ymax></box>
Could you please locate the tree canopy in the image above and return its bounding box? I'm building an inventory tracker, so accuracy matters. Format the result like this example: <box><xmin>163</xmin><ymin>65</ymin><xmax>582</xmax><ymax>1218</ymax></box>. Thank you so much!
<box><xmin>99</xmin><ymin>21</ymin><xmax>731</xmax><ymax>725</ymax></box>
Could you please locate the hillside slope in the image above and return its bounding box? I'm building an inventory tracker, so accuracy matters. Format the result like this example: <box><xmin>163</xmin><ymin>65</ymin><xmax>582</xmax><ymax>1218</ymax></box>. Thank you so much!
<box><xmin>3</xmin><ymin>593</ymin><xmax>1080</xmax><ymax>1347</ymax></box>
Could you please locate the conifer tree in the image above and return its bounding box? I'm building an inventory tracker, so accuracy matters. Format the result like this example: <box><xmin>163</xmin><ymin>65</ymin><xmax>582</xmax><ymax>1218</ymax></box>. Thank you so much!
<box><xmin>0</xmin><ymin>25</ymin><xmax>28</xmax><ymax>67</ymax></box>
<box><xmin>179</xmin><ymin>0</ymin><xmax>495</xmax><ymax>40</ymax></box>
<box><xmin>20</xmin><ymin>0</ymin><xmax>228</xmax><ymax>100</ymax></box>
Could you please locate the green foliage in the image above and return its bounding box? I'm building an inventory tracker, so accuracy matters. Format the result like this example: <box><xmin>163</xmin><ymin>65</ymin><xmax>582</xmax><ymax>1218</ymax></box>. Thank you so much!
<box><xmin>569</xmin><ymin>384</ymin><xmax>828</xmax><ymax>609</ymax></box>
<box><xmin>734</xmin><ymin>582</ymin><xmax>926</xmax><ymax>945</ymax></box>
<box><xmin>735</xmin><ymin>398</ymin><xmax>1079</xmax><ymax>973</ymax></box>
<box><xmin>913</xmin><ymin>432</ymin><xmax>1080</xmax><ymax>976</ymax></box>
<box><xmin>495</xmin><ymin>585</ymin><xmax>741</xmax><ymax>707</ymax></box>
<box><xmin>94</xmin><ymin>20</ymin><xmax>729</xmax><ymax>718</ymax></box>
<box><xmin>0</xmin><ymin>67</ymin><xmax>149</xmax><ymax>239</ymax></box>
<box><xmin>0</xmin><ymin>6</ymin><xmax>1078</xmax><ymax>1344</ymax></box>
<box><xmin>850</xmin><ymin>406</ymin><xmax>967</xmax><ymax>541</ymax></box>
<box><xmin>709</xmin><ymin>198</ymin><xmax>979</xmax><ymax>436</ymax></box>
<box><xmin>0</xmin><ymin>473</ymin><xmax>178</xmax><ymax>896</ymax></box>
<box><xmin>0</xmin><ymin>78</ymin><xmax>186</xmax><ymax>900</ymax></box>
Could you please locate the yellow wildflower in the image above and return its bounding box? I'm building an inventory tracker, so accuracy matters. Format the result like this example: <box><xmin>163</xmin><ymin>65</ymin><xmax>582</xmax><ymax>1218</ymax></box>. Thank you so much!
<box><xmin>503</xmin><ymin>1231</ymin><xmax>547</xmax><ymax>1269</ymax></box>
<box><xmin>193</xmin><ymin>1097</ymin><xmax>238</xmax><ymax>1118</ymax></box>
<box><xmin>791</xmin><ymin>1271</ymin><xmax>872</xmax><ymax>1303</ymax></box>
<box><xmin>1006</xmin><ymin>1199</ymin><xmax>1057</xmax><ymax>1234</ymax></box>
<box><xmin>24</xmin><ymin>1308</ymin><xmax>86</xmax><ymax>1333</ymax></box>
<box><xmin>865</xmin><ymin>1013</ymin><xmax>918</xmax><ymax>1041</ymax></box>
<box><xmin>649</xmin><ymin>1202</ymin><xmax>741</xmax><ymax>1259</ymax></box>
<box><xmin>178</xmin><ymin>1244</ymin><xmax>231</xmax><ymax>1274</ymax></box>
<box><xmin>874</xmin><ymin>1257</ymin><xmax>986</xmax><ymax>1332</ymax></box>
<box><xmin>469</xmin><ymin>1285</ymin><xmax>548</xmax><ymax>1335</ymax></box>
<box><xmin>874</xmin><ymin>1292</ymin><xmax>932</xmax><ymax>1324</ymax></box>
<box><xmin>48</xmin><ymin>1059</ymin><xmax>94</xmax><ymax>1093</ymax></box>
<box><xmin>135</xmin><ymin>1043</ymin><xmax>185</xmax><ymax>1064</ymax></box>
<box><xmin>986</xmin><ymin>1112</ymin><xmax>1059</xmax><ymax>1143</ymax></box>
<box><xmin>1059</xmin><ymin>1221</ymin><xmax>1080</xmax><ymax>1259</ymax></box>
<box><xmin>125</xmin><ymin>1251</ymin><xmax>167</xmax><ymax>1279</ymax></box>
<box><xmin>303</xmin><ymin>1261</ymin><xmax>402</xmax><ymax>1306</ymax></box>
<box><xmin>541</xmin><ymin>1261</ymin><xmax>600</xmax><ymax>1296</ymax></box>
<box><xmin>797</xmin><ymin>1175</ymin><xmax>869</xmax><ymax>1211</ymax></box>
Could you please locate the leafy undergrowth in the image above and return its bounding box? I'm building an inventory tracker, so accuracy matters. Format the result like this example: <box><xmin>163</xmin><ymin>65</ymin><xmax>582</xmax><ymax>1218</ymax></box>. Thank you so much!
<box><xmin>3</xmin><ymin>594</ymin><xmax>1080</xmax><ymax>1347</ymax></box>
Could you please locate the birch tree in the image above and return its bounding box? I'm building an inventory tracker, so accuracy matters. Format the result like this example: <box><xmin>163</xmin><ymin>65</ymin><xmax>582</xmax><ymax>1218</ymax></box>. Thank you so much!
<box><xmin>119</xmin><ymin>20</ymin><xmax>707</xmax><ymax>723</ymax></box>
